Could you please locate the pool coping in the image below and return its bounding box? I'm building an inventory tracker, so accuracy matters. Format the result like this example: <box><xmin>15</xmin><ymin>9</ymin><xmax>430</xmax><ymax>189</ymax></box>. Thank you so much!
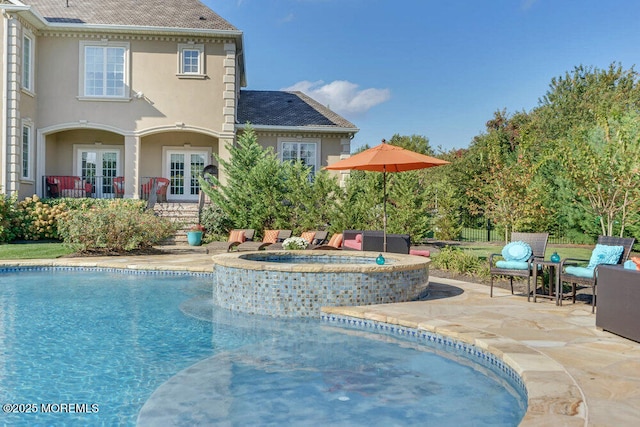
<box><xmin>3</xmin><ymin>255</ymin><xmax>638</xmax><ymax>426</ymax></box>
<box><xmin>320</xmin><ymin>305</ymin><xmax>586</xmax><ymax>426</ymax></box>
<box><xmin>212</xmin><ymin>249</ymin><xmax>430</xmax><ymax>272</ymax></box>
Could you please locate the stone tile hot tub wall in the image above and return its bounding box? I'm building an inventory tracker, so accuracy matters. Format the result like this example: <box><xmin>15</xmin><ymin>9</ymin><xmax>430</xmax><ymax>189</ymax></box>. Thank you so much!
<box><xmin>211</xmin><ymin>251</ymin><xmax>430</xmax><ymax>317</ymax></box>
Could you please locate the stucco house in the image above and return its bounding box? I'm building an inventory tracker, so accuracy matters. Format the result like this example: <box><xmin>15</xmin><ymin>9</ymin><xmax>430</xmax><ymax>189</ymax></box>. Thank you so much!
<box><xmin>0</xmin><ymin>0</ymin><xmax>357</xmax><ymax>202</ymax></box>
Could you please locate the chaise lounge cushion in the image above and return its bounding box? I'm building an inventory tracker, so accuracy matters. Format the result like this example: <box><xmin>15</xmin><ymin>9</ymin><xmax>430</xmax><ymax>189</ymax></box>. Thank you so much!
<box><xmin>228</xmin><ymin>230</ymin><xmax>246</xmax><ymax>243</ymax></box>
<box><xmin>300</xmin><ymin>231</ymin><xmax>316</xmax><ymax>244</ymax></box>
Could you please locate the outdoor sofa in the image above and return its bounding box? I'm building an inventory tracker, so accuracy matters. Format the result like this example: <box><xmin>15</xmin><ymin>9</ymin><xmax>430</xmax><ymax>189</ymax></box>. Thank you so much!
<box><xmin>596</xmin><ymin>264</ymin><xmax>640</xmax><ymax>342</ymax></box>
<box><xmin>342</xmin><ymin>230</ymin><xmax>411</xmax><ymax>254</ymax></box>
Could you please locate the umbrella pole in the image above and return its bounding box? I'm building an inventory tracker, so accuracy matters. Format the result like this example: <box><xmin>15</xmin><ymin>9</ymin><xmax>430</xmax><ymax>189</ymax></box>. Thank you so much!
<box><xmin>383</xmin><ymin>168</ymin><xmax>387</xmax><ymax>252</ymax></box>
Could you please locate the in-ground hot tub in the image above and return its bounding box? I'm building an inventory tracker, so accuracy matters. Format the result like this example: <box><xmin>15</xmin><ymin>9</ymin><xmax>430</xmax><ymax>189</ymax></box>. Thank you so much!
<box><xmin>212</xmin><ymin>250</ymin><xmax>430</xmax><ymax>317</ymax></box>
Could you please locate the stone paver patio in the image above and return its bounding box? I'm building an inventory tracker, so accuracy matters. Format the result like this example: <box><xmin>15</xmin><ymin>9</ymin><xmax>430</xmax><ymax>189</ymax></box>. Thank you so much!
<box><xmin>2</xmin><ymin>249</ymin><xmax>639</xmax><ymax>426</ymax></box>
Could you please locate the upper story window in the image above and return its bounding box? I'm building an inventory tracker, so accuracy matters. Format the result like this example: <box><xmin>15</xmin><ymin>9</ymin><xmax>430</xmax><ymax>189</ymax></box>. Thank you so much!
<box><xmin>279</xmin><ymin>138</ymin><xmax>320</xmax><ymax>175</ymax></box>
<box><xmin>79</xmin><ymin>41</ymin><xmax>129</xmax><ymax>99</ymax></box>
<box><xmin>178</xmin><ymin>43</ymin><xmax>205</xmax><ymax>78</ymax></box>
<box><xmin>21</xmin><ymin>122</ymin><xmax>33</xmax><ymax>180</ymax></box>
<box><xmin>22</xmin><ymin>33</ymin><xmax>34</xmax><ymax>92</ymax></box>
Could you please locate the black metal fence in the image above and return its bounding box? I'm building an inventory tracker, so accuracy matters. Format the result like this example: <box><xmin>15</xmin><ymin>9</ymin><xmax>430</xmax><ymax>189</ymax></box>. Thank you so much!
<box><xmin>457</xmin><ymin>213</ymin><xmax>572</xmax><ymax>244</ymax></box>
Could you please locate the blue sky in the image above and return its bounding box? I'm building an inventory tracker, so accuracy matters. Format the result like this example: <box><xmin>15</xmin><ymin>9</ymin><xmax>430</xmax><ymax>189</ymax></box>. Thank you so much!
<box><xmin>206</xmin><ymin>0</ymin><xmax>640</xmax><ymax>153</ymax></box>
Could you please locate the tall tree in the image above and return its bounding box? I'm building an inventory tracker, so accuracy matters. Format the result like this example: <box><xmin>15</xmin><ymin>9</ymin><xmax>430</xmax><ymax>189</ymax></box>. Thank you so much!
<box><xmin>558</xmin><ymin>112</ymin><xmax>640</xmax><ymax>236</ymax></box>
<box><xmin>387</xmin><ymin>134</ymin><xmax>434</xmax><ymax>155</ymax></box>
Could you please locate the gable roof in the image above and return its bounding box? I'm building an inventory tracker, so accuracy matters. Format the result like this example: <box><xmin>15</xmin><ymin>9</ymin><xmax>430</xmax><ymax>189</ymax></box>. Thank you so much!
<box><xmin>237</xmin><ymin>90</ymin><xmax>358</xmax><ymax>133</ymax></box>
<box><xmin>14</xmin><ymin>0</ymin><xmax>237</xmax><ymax>31</ymax></box>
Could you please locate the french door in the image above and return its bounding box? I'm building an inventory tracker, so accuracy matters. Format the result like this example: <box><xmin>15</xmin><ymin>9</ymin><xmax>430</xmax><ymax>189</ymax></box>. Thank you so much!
<box><xmin>77</xmin><ymin>148</ymin><xmax>120</xmax><ymax>197</ymax></box>
<box><xmin>166</xmin><ymin>150</ymin><xmax>207</xmax><ymax>201</ymax></box>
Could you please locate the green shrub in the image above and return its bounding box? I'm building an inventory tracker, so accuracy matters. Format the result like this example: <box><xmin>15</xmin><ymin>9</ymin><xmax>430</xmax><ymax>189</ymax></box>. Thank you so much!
<box><xmin>431</xmin><ymin>246</ymin><xmax>489</xmax><ymax>277</ymax></box>
<box><xmin>200</xmin><ymin>202</ymin><xmax>233</xmax><ymax>243</ymax></box>
<box><xmin>57</xmin><ymin>200</ymin><xmax>176</xmax><ymax>253</ymax></box>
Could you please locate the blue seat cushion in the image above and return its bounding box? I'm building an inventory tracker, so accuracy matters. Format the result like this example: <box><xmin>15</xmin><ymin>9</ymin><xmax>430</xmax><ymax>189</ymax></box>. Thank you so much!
<box><xmin>587</xmin><ymin>244</ymin><xmax>624</xmax><ymax>268</ymax></box>
<box><xmin>501</xmin><ymin>241</ymin><xmax>533</xmax><ymax>262</ymax></box>
<box><xmin>496</xmin><ymin>260</ymin><xmax>530</xmax><ymax>270</ymax></box>
<box><xmin>565</xmin><ymin>266</ymin><xmax>595</xmax><ymax>278</ymax></box>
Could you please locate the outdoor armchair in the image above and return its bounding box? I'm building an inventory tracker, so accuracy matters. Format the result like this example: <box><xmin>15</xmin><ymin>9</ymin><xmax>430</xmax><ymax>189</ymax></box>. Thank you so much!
<box><xmin>559</xmin><ymin>235</ymin><xmax>635</xmax><ymax>312</ymax></box>
<box><xmin>489</xmin><ymin>232</ymin><xmax>549</xmax><ymax>299</ymax></box>
<box><xmin>140</xmin><ymin>177</ymin><xmax>170</xmax><ymax>202</ymax></box>
<box><xmin>113</xmin><ymin>176</ymin><xmax>125</xmax><ymax>198</ymax></box>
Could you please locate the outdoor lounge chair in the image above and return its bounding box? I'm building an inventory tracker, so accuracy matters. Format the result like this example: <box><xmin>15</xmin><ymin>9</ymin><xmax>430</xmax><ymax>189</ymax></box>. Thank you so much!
<box><xmin>309</xmin><ymin>230</ymin><xmax>329</xmax><ymax>246</ymax></box>
<box><xmin>489</xmin><ymin>232</ymin><xmax>549</xmax><ymax>299</ymax></box>
<box><xmin>268</xmin><ymin>230</ymin><xmax>329</xmax><ymax>250</ymax></box>
<box><xmin>205</xmin><ymin>229</ymin><xmax>255</xmax><ymax>253</ymax></box>
<box><xmin>311</xmin><ymin>233</ymin><xmax>343</xmax><ymax>250</ymax></box>
<box><xmin>559</xmin><ymin>235</ymin><xmax>635</xmax><ymax>312</ymax></box>
<box><xmin>236</xmin><ymin>230</ymin><xmax>292</xmax><ymax>251</ymax></box>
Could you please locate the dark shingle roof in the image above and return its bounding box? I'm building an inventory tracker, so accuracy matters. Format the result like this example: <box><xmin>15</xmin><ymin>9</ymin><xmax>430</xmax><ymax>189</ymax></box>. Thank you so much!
<box><xmin>237</xmin><ymin>90</ymin><xmax>357</xmax><ymax>130</ymax></box>
<box><xmin>20</xmin><ymin>0</ymin><xmax>237</xmax><ymax>31</ymax></box>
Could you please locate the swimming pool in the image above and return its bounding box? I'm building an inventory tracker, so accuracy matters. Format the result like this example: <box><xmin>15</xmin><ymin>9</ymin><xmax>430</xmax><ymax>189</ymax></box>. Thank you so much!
<box><xmin>0</xmin><ymin>268</ymin><xmax>526</xmax><ymax>426</ymax></box>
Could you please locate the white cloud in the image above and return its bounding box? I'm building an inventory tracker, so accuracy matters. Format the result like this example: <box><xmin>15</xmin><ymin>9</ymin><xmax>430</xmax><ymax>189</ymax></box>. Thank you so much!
<box><xmin>283</xmin><ymin>80</ymin><xmax>391</xmax><ymax>115</ymax></box>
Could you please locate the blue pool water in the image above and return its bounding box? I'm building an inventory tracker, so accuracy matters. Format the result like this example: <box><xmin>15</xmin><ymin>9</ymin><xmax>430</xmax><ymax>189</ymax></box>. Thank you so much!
<box><xmin>0</xmin><ymin>268</ymin><xmax>526</xmax><ymax>426</ymax></box>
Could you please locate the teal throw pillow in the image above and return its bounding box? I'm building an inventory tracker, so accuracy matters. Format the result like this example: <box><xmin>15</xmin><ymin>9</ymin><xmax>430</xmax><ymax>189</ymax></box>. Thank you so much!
<box><xmin>501</xmin><ymin>241</ymin><xmax>532</xmax><ymax>262</ymax></box>
<box><xmin>565</xmin><ymin>266</ymin><xmax>595</xmax><ymax>278</ymax></box>
<box><xmin>586</xmin><ymin>244</ymin><xmax>624</xmax><ymax>268</ymax></box>
<box><xmin>496</xmin><ymin>260</ymin><xmax>530</xmax><ymax>270</ymax></box>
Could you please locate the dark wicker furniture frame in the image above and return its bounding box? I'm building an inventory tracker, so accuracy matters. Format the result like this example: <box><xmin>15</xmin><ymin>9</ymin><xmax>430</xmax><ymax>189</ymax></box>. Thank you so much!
<box><xmin>559</xmin><ymin>236</ymin><xmax>635</xmax><ymax>312</ymax></box>
<box><xmin>489</xmin><ymin>232</ymin><xmax>549</xmax><ymax>300</ymax></box>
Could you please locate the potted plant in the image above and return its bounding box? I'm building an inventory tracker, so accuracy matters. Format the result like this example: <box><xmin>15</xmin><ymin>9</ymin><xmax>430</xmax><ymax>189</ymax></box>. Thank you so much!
<box><xmin>187</xmin><ymin>224</ymin><xmax>205</xmax><ymax>246</ymax></box>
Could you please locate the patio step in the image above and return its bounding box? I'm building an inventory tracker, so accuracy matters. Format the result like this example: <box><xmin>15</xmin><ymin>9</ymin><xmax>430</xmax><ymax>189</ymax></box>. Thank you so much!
<box><xmin>153</xmin><ymin>202</ymin><xmax>202</xmax><ymax>244</ymax></box>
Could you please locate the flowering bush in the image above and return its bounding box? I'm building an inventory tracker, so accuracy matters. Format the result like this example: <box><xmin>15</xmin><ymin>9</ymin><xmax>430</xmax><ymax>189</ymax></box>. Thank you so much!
<box><xmin>190</xmin><ymin>224</ymin><xmax>206</xmax><ymax>232</ymax></box>
<box><xmin>15</xmin><ymin>195</ymin><xmax>69</xmax><ymax>240</ymax></box>
<box><xmin>282</xmin><ymin>236</ymin><xmax>309</xmax><ymax>250</ymax></box>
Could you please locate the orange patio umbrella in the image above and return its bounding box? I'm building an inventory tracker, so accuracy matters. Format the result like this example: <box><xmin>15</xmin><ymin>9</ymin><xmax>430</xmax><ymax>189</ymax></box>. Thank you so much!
<box><xmin>324</xmin><ymin>140</ymin><xmax>450</xmax><ymax>252</ymax></box>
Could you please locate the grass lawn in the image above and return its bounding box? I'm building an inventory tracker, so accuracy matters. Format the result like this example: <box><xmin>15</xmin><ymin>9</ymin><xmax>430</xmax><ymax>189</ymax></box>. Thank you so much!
<box><xmin>0</xmin><ymin>242</ymin><xmax>77</xmax><ymax>259</ymax></box>
<box><xmin>456</xmin><ymin>242</ymin><xmax>594</xmax><ymax>262</ymax></box>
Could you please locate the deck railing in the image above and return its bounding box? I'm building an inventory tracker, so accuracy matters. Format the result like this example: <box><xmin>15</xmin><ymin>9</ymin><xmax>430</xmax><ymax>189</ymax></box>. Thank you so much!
<box><xmin>43</xmin><ymin>175</ymin><xmax>119</xmax><ymax>199</ymax></box>
<box><xmin>42</xmin><ymin>175</ymin><xmax>169</xmax><ymax>201</ymax></box>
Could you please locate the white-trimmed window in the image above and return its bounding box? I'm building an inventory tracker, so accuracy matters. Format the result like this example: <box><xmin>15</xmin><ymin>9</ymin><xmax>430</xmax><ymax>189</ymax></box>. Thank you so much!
<box><xmin>21</xmin><ymin>122</ymin><xmax>33</xmax><ymax>179</ymax></box>
<box><xmin>279</xmin><ymin>138</ymin><xmax>320</xmax><ymax>175</ymax></box>
<box><xmin>178</xmin><ymin>43</ymin><xmax>204</xmax><ymax>76</ymax></box>
<box><xmin>22</xmin><ymin>33</ymin><xmax>34</xmax><ymax>92</ymax></box>
<box><xmin>80</xmin><ymin>41</ymin><xmax>129</xmax><ymax>98</ymax></box>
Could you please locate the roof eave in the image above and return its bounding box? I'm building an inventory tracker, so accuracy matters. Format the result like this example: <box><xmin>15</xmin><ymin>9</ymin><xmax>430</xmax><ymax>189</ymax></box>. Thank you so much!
<box><xmin>45</xmin><ymin>22</ymin><xmax>243</xmax><ymax>38</ymax></box>
<box><xmin>2</xmin><ymin>4</ymin><xmax>243</xmax><ymax>38</ymax></box>
<box><xmin>237</xmin><ymin>124</ymin><xmax>359</xmax><ymax>135</ymax></box>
